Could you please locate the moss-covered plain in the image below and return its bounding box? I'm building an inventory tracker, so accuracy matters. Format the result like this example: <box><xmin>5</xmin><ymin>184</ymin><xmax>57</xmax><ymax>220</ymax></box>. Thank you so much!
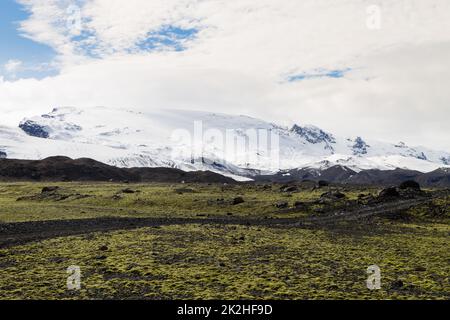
<box><xmin>0</xmin><ymin>223</ymin><xmax>448</xmax><ymax>300</ymax></box>
<box><xmin>0</xmin><ymin>182</ymin><xmax>448</xmax><ymax>300</ymax></box>
<box><xmin>0</xmin><ymin>182</ymin><xmax>375</xmax><ymax>223</ymax></box>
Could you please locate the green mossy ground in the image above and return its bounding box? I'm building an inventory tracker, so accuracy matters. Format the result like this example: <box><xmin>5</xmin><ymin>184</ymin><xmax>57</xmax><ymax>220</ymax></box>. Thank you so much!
<box><xmin>0</xmin><ymin>182</ymin><xmax>314</xmax><ymax>222</ymax></box>
<box><xmin>0</xmin><ymin>182</ymin><xmax>448</xmax><ymax>299</ymax></box>
<box><xmin>0</xmin><ymin>182</ymin><xmax>384</xmax><ymax>222</ymax></box>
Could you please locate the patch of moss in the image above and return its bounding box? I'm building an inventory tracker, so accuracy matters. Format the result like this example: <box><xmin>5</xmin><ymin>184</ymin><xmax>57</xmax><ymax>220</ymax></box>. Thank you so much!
<box><xmin>0</xmin><ymin>222</ymin><xmax>448</xmax><ymax>300</ymax></box>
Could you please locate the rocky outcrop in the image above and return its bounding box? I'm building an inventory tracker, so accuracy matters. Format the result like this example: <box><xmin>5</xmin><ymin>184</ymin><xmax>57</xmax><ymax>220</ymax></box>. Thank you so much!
<box><xmin>352</xmin><ymin>137</ymin><xmax>370</xmax><ymax>155</ymax></box>
<box><xmin>399</xmin><ymin>180</ymin><xmax>421</xmax><ymax>191</ymax></box>
<box><xmin>291</xmin><ymin>124</ymin><xmax>336</xmax><ymax>152</ymax></box>
<box><xmin>440</xmin><ymin>156</ymin><xmax>450</xmax><ymax>165</ymax></box>
<box><xmin>19</xmin><ymin>120</ymin><xmax>50</xmax><ymax>138</ymax></box>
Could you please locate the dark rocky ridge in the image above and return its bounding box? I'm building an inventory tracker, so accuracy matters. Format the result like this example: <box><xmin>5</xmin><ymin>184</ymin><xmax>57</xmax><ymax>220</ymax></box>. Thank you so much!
<box><xmin>346</xmin><ymin>168</ymin><xmax>421</xmax><ymax>185</ymax></box>
<box><xmin>0</xmin><ymin>156</ymin><xmax>449</xmax><ymax>187</ymax></box>
<box><xmin>0</xmin><ymin>156</ymin><xmax>236</xmax><ymax>183</ymax></box>
<box><xmin>255</xmin><ymin>166</ymin><xmax>450</xmax><ymax>188</ymax></box>
<box><xmin>415</xmin><ymin>168</ymin><xmax>450</xmax><ymax>188</ymax></box>
<box><xmin>254</xmin><ymin>165</ymin><xmax>357</xmax><ymax>184</ymax></box>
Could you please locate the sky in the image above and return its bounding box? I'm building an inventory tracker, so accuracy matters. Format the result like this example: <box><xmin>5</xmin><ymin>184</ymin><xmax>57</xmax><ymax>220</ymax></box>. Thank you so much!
<box><xmin>0</xmin><ymin>0</ymin><xmax>57</xmax><ymax>79</ymax></box>
<box><xmin>0</xmin><ymin>0</ymin><xmax>449</xmax><ymax>151</ymax></box>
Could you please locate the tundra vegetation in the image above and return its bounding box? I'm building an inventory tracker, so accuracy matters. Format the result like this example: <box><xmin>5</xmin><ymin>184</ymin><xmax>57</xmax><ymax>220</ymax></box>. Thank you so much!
<box><xmin>0</xmin><ymin>182</ymin><xmax>448</xmax><ymax>300</ymax></box>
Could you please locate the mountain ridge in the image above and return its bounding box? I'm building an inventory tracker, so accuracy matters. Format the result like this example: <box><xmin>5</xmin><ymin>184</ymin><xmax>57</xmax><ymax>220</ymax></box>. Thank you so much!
<box><xmin>0</xmin><ymin>106</ymin><xmax>448</xmax><ymax>181</ymax></box>
<box><xmin>0</xmin><ymin>156</ymin><xmax>449</xmax><ymax>187</ymax></box>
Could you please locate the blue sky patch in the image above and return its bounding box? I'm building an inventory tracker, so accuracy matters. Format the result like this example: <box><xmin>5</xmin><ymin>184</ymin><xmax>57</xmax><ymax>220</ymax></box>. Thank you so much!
<box><xmin>287</xmin><ymin>68</ymin><xmax>351</xmax><ymax>82</ymax></box>
<box><xmin>0</xmin><ymin>0</ymin><xmax>57</xmax><ymax>80</ymax></box>
<box><xmin>72</xmin><ymin>25</ymin><xmax>199</xmax><ymax>58</ymax></box>
<box><xmin>0</xmin><ymin>0</ymin><xmax>199</xmax><ymax>80</ymax></box>
<box><xmin>72</xmin><ymin>29</ymin><xmax>104</xmax><ymax>59</ymax></box>
<box><xmin>137</xmin><ymin>25</ymin><xmax>199</xmax><ymax>52</ymax></box>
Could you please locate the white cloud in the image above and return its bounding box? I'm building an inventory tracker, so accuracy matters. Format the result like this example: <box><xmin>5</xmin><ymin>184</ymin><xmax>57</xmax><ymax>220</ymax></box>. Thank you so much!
<box><xmin>1</xmin><ymin>0</ymin><xmax>450</xmax><ymax>151</ymax></box>
<box><xmin>4</xmin><ymin>59</ymin><xmax>23</xmax><ymax>73</ymax></box>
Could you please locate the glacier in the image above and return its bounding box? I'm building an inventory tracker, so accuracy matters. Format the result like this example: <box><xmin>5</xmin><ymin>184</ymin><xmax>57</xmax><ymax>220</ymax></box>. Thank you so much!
<box><xmin>0</xmin><ymin>106</ymin><xmax>448</xmax><ymax>180</ymax></box>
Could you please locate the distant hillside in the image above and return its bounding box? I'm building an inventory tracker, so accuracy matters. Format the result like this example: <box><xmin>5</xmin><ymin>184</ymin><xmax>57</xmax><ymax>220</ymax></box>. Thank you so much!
<box><xmin>255</xmin><ymin>165</ymin><xmax>450</xmax><ymax>188</ymax></box>
<box><xmin>1</xmin><ymin>157</ymin><xmax>449</xmax><ymax>187</ymax></box>
<box><xmin>0</xmin><ymin>157</ymin><xmax>236</xmax><ymax>184</ymax></box>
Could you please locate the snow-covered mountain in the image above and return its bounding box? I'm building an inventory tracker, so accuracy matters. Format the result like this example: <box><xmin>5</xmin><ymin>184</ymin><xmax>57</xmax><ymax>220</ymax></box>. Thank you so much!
<box><xmin>1</xmin><ymin>106</ymin><xmax>449</xmax><ymax>180</ymax></box>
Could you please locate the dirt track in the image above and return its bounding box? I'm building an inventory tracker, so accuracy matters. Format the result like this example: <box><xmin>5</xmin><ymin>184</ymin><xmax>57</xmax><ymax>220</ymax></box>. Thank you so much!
<box><xmin>0</xmin><ymin>193</ymin><xmax>441</xmax><ymax>248</ymax></box>
<box><xmin>0</xmin><ymin>216</ymin><xmax>300</xmax><ymax>248</ymax></box>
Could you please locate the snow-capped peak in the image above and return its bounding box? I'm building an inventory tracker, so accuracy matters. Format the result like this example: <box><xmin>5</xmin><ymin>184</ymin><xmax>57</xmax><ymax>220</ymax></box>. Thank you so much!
<box><xmin>1</xmin><ymin>106</ymin><xmax>448</xmax><ymax>179</ymax></box>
